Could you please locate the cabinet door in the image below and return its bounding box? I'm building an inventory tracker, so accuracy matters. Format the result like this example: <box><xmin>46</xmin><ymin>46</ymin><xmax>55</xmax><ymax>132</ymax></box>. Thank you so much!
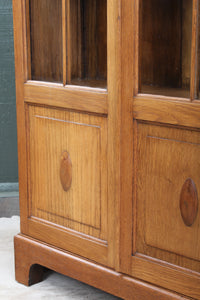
<box><xmin>13</xmin><ymin>0</ymin><xmax>120</xmax><ymax>268</ymax></box>
<box><xmin>120</xmin><ymin>0</ymin><xmax>200</xmax><ymax>299</ymax></box>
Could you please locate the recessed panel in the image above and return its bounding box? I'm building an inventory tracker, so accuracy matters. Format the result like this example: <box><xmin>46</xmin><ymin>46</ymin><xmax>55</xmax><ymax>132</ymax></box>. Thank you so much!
<box><xmin>28</xmin><ymin>105</ymin><xmax>107</xmax><ymax>240</ymax></box>
<box><xmin>136</xmin><ymin>123</ymin><xmax>200</xmax><ymax>262</ymax></box>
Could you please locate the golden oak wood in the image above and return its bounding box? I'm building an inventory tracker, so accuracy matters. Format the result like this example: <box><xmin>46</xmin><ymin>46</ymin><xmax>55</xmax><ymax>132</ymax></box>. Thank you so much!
<box><xmin>24</xmin><ymin>82</ymin><xmax>108</xmax><ymax>114</ymax></box>
<box><xmin>121</xmin><ymin>0</ymin><xmax>200</xmax><ymax>299</ymax></box>
<box><xmin>13</xmin><ymin>0</ymin><xmax>29</xmax><ymax>233</ymax></box>
<box><xmin>27</xmin><ymin>105</ymin><xmax>108</xmax><ymax>240</ymax></box>
<box><xmin>13</xmin><ymin>0</ymin><xmax>200</xmax><ymax>299</ymax></box>
<box><xmin>120</xmin><ymin>0</ymin><xmax>134</xmax><ymax>275</ymax></box>
<box><xmin>180</xmin><ymin>178</ymin><xmax>198</xmax><ymax>227</ymax></box>
<box><xmin>136</xmin><ymin>123</ymin><xmax>200</xmax><ymax>262</ymax></box>
<box><xmin>131</xmin><ymin>255</ymin><xmax>200</xmax><ymax>300</ymax></box>
<box><xmin>60</xmin><ymin>151</ymin><xmax>72</xmax><ymax>192</ymax></box>
<box><xmin>25</xmin><ymin>217</ymin><xmax>108</xmax><ymax>266</ymax></box>
<box><xmin>107</xmin><ymin>0</ymin><xmax>121</xmax><ymax>269</ymax></box>
<box><xmin>13</xmin><ymin>0</ymin><xmax>118</xmax><ymax>274</ymax></box>
<box><xmin>14</xmin><ymin>234</ymin><xmax>189</xmax><ymax>300</ymax></box>
<box><xmin>133</xmin><ymin>96</ymin><xmax>200</xmax><ymax>128</ymax></box>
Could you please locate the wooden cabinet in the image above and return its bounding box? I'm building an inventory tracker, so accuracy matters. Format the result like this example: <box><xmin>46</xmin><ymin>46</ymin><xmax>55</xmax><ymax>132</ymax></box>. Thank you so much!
<box><xmin>13</xmin><ymin>1</ymin><xmax>200</xmax><ymax>299</ymax></box>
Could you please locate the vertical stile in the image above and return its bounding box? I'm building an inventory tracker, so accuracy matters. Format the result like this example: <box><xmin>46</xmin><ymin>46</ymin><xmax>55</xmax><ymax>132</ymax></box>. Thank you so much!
<box><xmin>62</xmin><ymin>0</ymin><xmax>67</xmax><ymax>85</ymax></box>
<box><xmin>107</xmin><ymin>0</ymin><xmax>122</xmax><ymax>269</ymax></box>
<box><xmin>190</xmin><ymin>0</ymin><xmax>199</xmax><ymax>100</ymax></box>
<box><xmin>133</xmin><ymin>0</ymin><xmax>139</xmax><ymax>253</ymax></box>
<box><xmin>12</xmin><ymin>0</ymin><xmax>29</xmax><ymax>231</ymax></box>
<box><xmin>77</xmin><ymin>0</ymin><xmax>82</xmax><ymax>79</ymax></box>
<box><xmin>66</xmin><ymin>0</ymin><xmax>71</xmax><ymax>83</ymax></box>
<box><xmin>119</xmin><ymin>0</ymin><xmax>134</xmax><ymax>274</ymax></box>
<box><xmin>137</xmin><ymin>0</ymin><xmax>141</xmax><ymax>95</ymax></box>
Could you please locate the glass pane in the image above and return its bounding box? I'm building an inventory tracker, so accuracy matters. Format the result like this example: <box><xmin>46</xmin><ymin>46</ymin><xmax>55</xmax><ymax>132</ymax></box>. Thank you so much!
<box><xmin>69</xmin><ymin>0</ymin><xmax>107</xmax><ymax>88</ymax></box>
<box><xmin>197</xmin><ymin>3</ymin><xmax>200</xmax><ymax>99</ymax></box>
<box><xmin>139</xmin><ymin>0</ymin><xmax>192</xmax><ymax>98</ymax></box>
<box><xmin>29</xmin><ymin>0</ymin><xmax>62</xmax><ymax>82</ymax></box>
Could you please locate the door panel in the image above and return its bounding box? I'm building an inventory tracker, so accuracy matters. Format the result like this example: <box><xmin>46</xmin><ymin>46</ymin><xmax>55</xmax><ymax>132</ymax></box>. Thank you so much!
<box><xmin>28</xmin><ymin>105</ymin><xmax>107</xmax><ymax>240</ymax></box>
<box><xmin>13</xmin><ymin>0</ymin><xmax>122</xmax><ymax>269</ymax></box>
<box><xmin>136</xmin><ymin>122</ymin><xmax>200</xmax><ymax>262</ymax></box>
<box><xmin>120</xmin><ymin>0</ymin><xmax>200</xmax><ymax>298</ymax></box>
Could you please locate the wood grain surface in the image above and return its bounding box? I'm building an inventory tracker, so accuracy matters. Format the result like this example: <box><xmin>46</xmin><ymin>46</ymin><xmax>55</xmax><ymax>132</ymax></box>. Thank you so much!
<box><xmin>27</xmin><ymin>105</ymin><xmax>108</xmax><ymax>240</ymax></box>
<box><xmin>13</xmin><ymin>0</ymin><xmax>200</xmax><ymax>299</ymax></box>
<box><xmin>60</xmin><ymin>151</ymin><xmax>72</xmax><ymax>192</ymax></box>
<box><xmin>24</xmin><ymin>82</ymin><xmax>108</xmax><ymax>115</ymax></box>
<box><xmin>180</xmin><ymin>178</ymin><xmax>198</xmax><ymax>227</ymax></box>
<box><xmin>14</xmin><ymin>234</ymin><xmax>189</xmax><ymax>300</ymax></box>
<box><xmin>121</xmin><ymin>0</ymin><xmax>200</xmax><ymax>299</ymax></box>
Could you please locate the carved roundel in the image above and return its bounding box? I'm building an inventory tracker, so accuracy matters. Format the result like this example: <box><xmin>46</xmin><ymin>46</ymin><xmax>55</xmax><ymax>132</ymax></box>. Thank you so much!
<box><xmin>60</xmin><ymin>151</ymin><xmax>72</xmax><ymax>192</ymax></box>
<box><xmin>180</xmin><ymin>178</ymin><xmax>198</xmax><ymax>227</ymax></box>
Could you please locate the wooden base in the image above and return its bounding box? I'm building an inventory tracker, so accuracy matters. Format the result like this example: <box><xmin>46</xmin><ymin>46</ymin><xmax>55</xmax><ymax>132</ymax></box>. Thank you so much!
<box><xmin>14</xmin><ymin>234</ymin><xmax>188</xmax><ymax>299</ymax></box>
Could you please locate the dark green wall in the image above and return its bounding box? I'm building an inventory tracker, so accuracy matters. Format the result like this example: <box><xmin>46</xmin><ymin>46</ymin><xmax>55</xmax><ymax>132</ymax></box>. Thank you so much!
<box><xmin>0</xmin><ymin>0</ymin><xmax>18</xmax><ymax>182</ymax></box>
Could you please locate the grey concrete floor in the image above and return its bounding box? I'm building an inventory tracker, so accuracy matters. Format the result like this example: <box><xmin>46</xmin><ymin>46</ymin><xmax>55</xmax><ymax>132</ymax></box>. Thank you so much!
<box><xmin>0</xmin><ymin>196</ymin><xmax>19</xmax><ymax>217</ymax></box>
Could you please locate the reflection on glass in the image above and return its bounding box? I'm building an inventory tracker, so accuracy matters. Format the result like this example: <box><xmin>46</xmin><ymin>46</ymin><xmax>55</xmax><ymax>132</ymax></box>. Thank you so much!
<box><xmin>69</xmin><ymin>0</ymin><xmax>107</xmax><ymax>88</ymax></box>
<box><xmin>139</xmin><ymin>0</ymin><xmax>192</xmax><ymax>98</ymax></box>
<box><xmin>29</xmin><ymin>0</ymin><xmax>62</xmax><ymax>82</ymax></box>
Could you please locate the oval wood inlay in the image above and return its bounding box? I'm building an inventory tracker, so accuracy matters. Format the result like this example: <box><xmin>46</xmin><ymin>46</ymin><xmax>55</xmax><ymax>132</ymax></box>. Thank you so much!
<box><xmin>180</xmin><ymin>178</ymin><xmax>198</xmax><ymax>227</ymax></box>
<box><xmin>60</xmin><ymin>151</ymin><xmax>72</xmax><ymax>192</ymax></box>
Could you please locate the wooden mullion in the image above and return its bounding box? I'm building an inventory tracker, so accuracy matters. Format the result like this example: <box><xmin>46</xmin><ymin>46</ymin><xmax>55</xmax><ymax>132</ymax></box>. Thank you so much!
<box><xmin>190</xmin><ymin>0</ymin><xmax>199</xmax><ymax>100</ymax></box>
<box><xmin>62</xmin><ymin>0</ymin><xmax>67</xmax><ymax>85</ymax></box>
<box><xmin>197</xmin><ymin>2</ymin><xmax>200</xmax><ymax>99</ymax></box>
<box><xmin>137</xmin><ymin>0</ymin><xmax>141</xmax><ymax>95</ymax></box>
<box><xmin>66</xmin><ymin>0</ymin><xmax>72</xmax><ymax>84</ymax></box>
<box><xmin>77</xmin><ymin>0</ymin><xmax>82</xmax><ymax>79</ymax></box>
<box><xmin>22</xmin><ymin>0</ymin><xmax>31</xmax><ymax>81</ymax></box>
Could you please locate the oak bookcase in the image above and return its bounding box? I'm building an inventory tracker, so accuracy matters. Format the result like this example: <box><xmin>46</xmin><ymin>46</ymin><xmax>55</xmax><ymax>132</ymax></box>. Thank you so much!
<box><xmin>13</xmin><ymin>1</ymin><xmax>200</xmax><ymax>299</ymax></box>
